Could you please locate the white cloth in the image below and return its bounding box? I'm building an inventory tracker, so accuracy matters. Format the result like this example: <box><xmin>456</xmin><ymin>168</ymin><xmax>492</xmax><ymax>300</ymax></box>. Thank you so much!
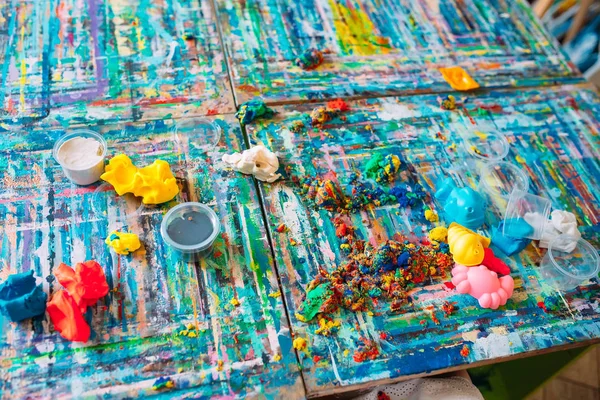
<box><xmin>539</xmin><ymin>210</ymin><xmax>580</xmax><ymax>252</ymax></box>
<box><xmin>354</xmin><ymin>377</ymin><xmax>483</xmax><ymax>400</ymax></box>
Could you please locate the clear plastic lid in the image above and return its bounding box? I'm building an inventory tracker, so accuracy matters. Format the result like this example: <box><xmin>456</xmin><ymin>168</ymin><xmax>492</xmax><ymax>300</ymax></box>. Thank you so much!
<box><xmin>479</xmin><ymin>161</ymin><xmax>529</xmax><ymax>200</ymax></box>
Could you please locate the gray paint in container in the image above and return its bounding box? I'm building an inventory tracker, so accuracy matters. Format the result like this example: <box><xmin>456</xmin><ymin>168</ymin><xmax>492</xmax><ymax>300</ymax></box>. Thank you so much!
<box><xmin>160</xmin><ymin>203</ymin><xmax>220</xmax><ymax>259</ymax></box>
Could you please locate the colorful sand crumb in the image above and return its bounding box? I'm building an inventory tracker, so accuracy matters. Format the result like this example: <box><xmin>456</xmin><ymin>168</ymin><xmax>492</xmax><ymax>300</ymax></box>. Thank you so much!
<box><xmin>310</xmin><ymin>106</ymin><xmax>337</xmax><ymax>127</ymax></box>
<box><xmin>295</xmin><ymin>48</ymin><xmax>324</xmax><ymax>70</ymax></box>
<box><xmin>365</xmin><ymin>154</ymin><xmax>403</xmax><ymax>183</ymax></box>
<box><xmin>230</xmin><ymin>298</ymin><xmax>240</xmax><ymax>307</ymax></box>
<box><xmin>314</xmin><ymin>318</ymin><xmax>340</xmax><ymax>336</ymax></box>
<box><xmin>290</xmin><ymin>120</ymin><xmax>305</xmax><ymax>133</ymax></box>
<box><xmin>300</xmin><ymin>177</ymin><xmax>345</xmax><ymax>211</ymax></box>
<box><xmin>442</xmin><ymin>300</ymin><xmax>456</xmax><ymax>317</ymax></box>
<box><xmin>460</xmin><ymin>344</ymin><xmax>470</xmax><ymax>357</ymax></box>
<box><xmin>217</xmin><ymin>360</ymin><xmax>224</xmax><ymax>371</ymax></box>
<box><xmin>152</xmin><ymin>377</ymin><xmax>175</xmax><ymax>391</ymax></box>
<box><xmin>105</xmin><ymin>231</ymin><xmax>141</xmax><ymax>255</ymax></box>
<box><xmin>273</xmin><ymin>354</ymin><xmax>282</xmax><ymax>362</ymax></box>
<box><xmin>441</xmin><ymin>95</ymin><xmax>457</xmax><ymax>110</ymax></box>
<box><xmin>424</xmin><ymin>209</ymin><xmax>438</xmax><ymax>222</ymax></box>
<box><xmin>326</xmin><ymin>99</ymin><xmax>350</xmax><ymax>112</ymax></box>
<box><xmin>428</xmin><ymin>226</ymin><xmax>448</xmax><ymax>243</ymax></box>
<box><xmin>276</xmin><ymin>223</ymin><xmax>287</xmax><ymax>233</ymax></box>
<box><xmin>293</xmin><ymin>337</ymin><xmax>307</xmax><ymax>351</ymax></box>
<box><xmin>235</xmin><ymin>99</ymin><xmax>276</xmax><ymax>124</ymax></box>
<box><xmin>390</xmin><ymin>184</ymin><xmax>427</xmax><ymax>208</ymax></box>
<box><xmin>296</xmin><ymin>239</ymin><xmax>453</xmax><ymax>320</ymax></box>
<box><xmin>353</xmin><ymin>339</ymin><xmax>380</xmax><ymax>362</ymax></box>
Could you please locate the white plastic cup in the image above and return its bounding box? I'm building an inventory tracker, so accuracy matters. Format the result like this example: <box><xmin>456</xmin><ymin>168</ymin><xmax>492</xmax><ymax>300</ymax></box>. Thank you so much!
<box><xmin>503</xmin><ymin>189</ymin><xmax>551</xmax><ymax>240</ymax></box>
<box><xmin>160</xmin><ymin>202</ymin><xmax>221</xmax><ymax>261</ymax></box>
<box><xmin>539</xmin><ymin>235</ymin><xmax>599</xmax><ymax>291</ymax></box>
<box><xmin>53</xmin><ymin>130</ymin><xmax>107</xmax><ymax>185</ymax></box>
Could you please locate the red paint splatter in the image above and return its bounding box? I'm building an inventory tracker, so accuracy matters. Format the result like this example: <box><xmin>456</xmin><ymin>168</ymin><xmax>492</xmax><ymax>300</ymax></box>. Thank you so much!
<box><xmin>326</xmin><ymin>99</ymin><xmax>350</xmax><ymax>112</ymax></box>
<box><xmin>207</xmin><ymin>108</ymin><xmax>219</xmax><ymax>116</ymax></box>
<box><xmin>537</xmin><ymin>301</ymin><xmax>547</xmax><ymax>312</ymax></box>
<box><xmin>379</xmin><ymin>332</ymin><xmax>388</xmax><ymax>340</ymax></box>
<box><xmin>213</xmin><ymin>251</ymin><xmax>223</xmax><ymax>258</ymax></box>
<box><xmin>442</xmin><ymin>301</ymin><xmax>456</xmax><ymax>317</ymax></box>
<box><xmin>444</xmin><ymin>281</ymin><xmax>455</xmax><ymax>290</ymax></box>
<box><xmin>313</xmin><ymin>355</ymin><xmax>321</xmax><ymax>363</ymax></box>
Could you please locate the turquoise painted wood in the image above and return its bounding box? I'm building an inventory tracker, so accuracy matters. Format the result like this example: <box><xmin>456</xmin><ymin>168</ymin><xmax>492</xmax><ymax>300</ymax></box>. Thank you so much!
<box><xmin>245</xmin><ymin>83</ymin><xmax>600</xmax><ymax>396</ymax></box>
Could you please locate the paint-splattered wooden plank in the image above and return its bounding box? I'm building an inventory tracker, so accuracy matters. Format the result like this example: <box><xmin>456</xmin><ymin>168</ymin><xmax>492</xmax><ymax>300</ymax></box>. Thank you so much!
<box><xmin>216</xmin><ymin>0</ymin><xmax>579</xmax><ymax>104</ymax></box>
<box><xmin>245</xmin><ymin>84</ymin><xmax>600</xmax><ymax>396</ymax></box>
<box><xmin>0</xmin><ymin>116</ymin><xmax>303</xmax><ymax>399</ymax></box>
<box><xmin>0</xmin><ymin>0</ymin><xmax>234</xmax><ymax>127</ymax></box>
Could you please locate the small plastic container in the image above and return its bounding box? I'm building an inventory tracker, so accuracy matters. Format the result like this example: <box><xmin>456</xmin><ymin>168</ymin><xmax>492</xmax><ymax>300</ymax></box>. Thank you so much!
<box><xmin>479</xmin><ymin>161</ymin><xmax>529</xmax><ymax>200</ymax></box>
<box><xmin>53</xmin><ymin>130</ymin><xmax>107</xmax><ymax>185</ymax></box>
<box><xmin>175</xmin><ymin>118</ymin><xmax>222</xmax><ymax>151</ymax></box>
<box><xmin>160</xmin><ymin>202</ymin><xmax>221</xmax><ymax>260</ymax></box>
<box><xmin>539</xmin><ymin>235</ymin><xmax>599</xmax><ymax>291</ymax></box>
<box><xmin>503</xmin><ymin>189</ymin><xmax>551</xmax><ymax>240</ymax></box>
<box><xmin>462</xmin><ymin>130</ymin><xmax>510</xmax><ymax>161</ymax></box>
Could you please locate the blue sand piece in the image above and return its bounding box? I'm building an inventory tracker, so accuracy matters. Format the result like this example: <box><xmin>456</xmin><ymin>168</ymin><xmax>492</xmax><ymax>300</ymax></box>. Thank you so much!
<box><xmin>0</xmin><ymin>270</ymin><xmax>48</xmax><ymax>322</ymax></box>
<box><xmin>503</xmin><ymin>218</ymin><xmax>534</xmax><ymax>238</ymax></box>
<box><xmin>492</xmin><ymin>221</ymin><xmax>532</xmax><ymax>256</ymax></box>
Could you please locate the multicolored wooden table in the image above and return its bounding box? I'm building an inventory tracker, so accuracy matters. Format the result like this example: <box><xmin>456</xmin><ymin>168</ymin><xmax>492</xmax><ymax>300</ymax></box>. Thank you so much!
<box><xmin>245</xmin><ymin>83</ymin><xmax>600</xmax><ymax>397</ymax></box>
<box><xmin>216</xmin><ymin>0</ymin><xmax>579</xmax><ymax>104</ymax></box>
<box><xmin>0</xmin><ymin>116</ymin><xmax>303</xmax><ymax>398</ymax></box>
<box><xmin>1</xmin><ymin>0</ymin><xmax>600</xmax><ymax>398</ymax></box>
<box><xmin>0</xmin><ymin>0</ymin><xmax>234</xmax><ymax>127</ymax></box>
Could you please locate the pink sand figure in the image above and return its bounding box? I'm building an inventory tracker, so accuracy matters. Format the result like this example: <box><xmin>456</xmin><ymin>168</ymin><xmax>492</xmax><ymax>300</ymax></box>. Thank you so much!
<box><xmin>451</xmin><ymin>265</ymin><xmax>514</xmax><ymax>309</ymax></box>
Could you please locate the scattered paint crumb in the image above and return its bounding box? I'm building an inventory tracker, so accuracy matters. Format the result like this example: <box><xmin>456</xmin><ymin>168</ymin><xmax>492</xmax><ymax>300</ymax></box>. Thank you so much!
<box><xmin>152</xmin><ymin>377</ymin><xmax>175</xmax><ymax>391</ymax></box>
<box><xmin>314</xmin><ymin>318</ymin><xmax>340</xmax><ymax>336</ymax></box>
<box><xmin>343</xmin><ymin>349</ymin><xmax>350</xmax><ymax>357</ymax></box>
<box><xmin>187</xmin><ymin>331</ymin><xmax>197</xmax><ymax>338</ymax></box>
<box><xmin>424</xmin><ymin>209</ymin><xmax>438</xmax><ymax>222</ymax></box>
<box><xmin>216</xmin><ymin>360</ymin><xmax>224</xmax><ymax>372</ymax></box>
<box><xmin>313</xmin><ymin>355</ymin><xmax>322</xmax><ymax>363</ymax></box>
<box><xmin>441</xmin><ymin>95</ymin><xmax>457</xmax><ymax>110</ymax></box>
<box><xmin>273</xmin><ymin>354</ymin><xmax>282</xmax><ymax>362</ymax></box>
<box><xmin>177</xmin><ymin>367</ymin><xmax>183</xmax><ymax>373</ymax></box>
<box><xmin>293</xmin><ymin>337</ymin><xmax>307</xmax><ymax>351</ymax></box>
<box><xmin>276</xmin><ymin>224</ymin><xmax>287</xmax><ymax>233</ymax></box>
<box><xmin>289</xmin><ymin>238</ymin><xmax>297</xmax><ymax>246</ymax></box>
<box><xmin>442</xmin><ymin>301</ymin><xmax>456</xmax><ymax>317</ymax></box>
<box><xmin>460</xmin><ymin>344</ymin><xmax>470</xmax><ymax>357</ymax></box>
<box><xmin>230</xmin><ymin>298</ymin><xmax>240</xmax><ymax>307</ymax></box>
<box><xmin>186</xmin><ymin>323</ymin><xmax>195</xmax><ymax>331</ymax></box>
<box><xmin>326</xmin><ymin>99</ymin><xmax>350</xmax><ymax>112</ymax></box>
<box><xmin>353</xmin><ymin>339</ymin><xmax>380</xmax><ymax>362</ymax></box>
<box><xmin>268</xmin><ymin>291</ymin><xmax>281</xmax><ymax>298</ymax></box>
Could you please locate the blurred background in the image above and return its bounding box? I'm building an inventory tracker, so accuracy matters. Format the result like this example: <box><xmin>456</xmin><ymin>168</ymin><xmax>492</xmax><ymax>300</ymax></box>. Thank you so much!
<box><xmin>532</xmin><ymin>0</ymin><xmax>600</xmax><ymax>87</ymax></box>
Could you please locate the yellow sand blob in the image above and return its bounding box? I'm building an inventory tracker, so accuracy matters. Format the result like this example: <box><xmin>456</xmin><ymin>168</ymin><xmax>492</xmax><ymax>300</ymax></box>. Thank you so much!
<box><xmin>428</xmin><ymin>226</ymin><xmax>448</xmax><ymax>243</ymax></box>
<box><xmin>293</xmin><ymin>337</ymin><xmax>307</xmax><ymax>351</ymax></box>
<box><xmin>100</xmin><ymin>154</ymin><xmax>179</xmax><ymax>204</ymax></box>
<box><xmin>425</xmin><ymin>210</ymin><xmax>438</xmax><ymax>222</ymax></box>
<box><xmin>105</xmin><ymin>231</ymin><xmax>141</xmax><ymax>255</ymax></box>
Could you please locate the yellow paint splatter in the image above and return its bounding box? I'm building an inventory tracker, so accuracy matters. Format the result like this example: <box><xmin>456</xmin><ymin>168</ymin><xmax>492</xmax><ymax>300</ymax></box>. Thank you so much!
<box><xmin>216</xmin><ymin>360</ymin><xmax>224</xmax><ymax>371</ymax></box>
<box><xmin>268</xmin><ymin>291</ymin><xmax>281</xmax><ymax>298</ymax></box>
<box><xmin>230</xmin><ymin>298</ymin><xmax>240</xmax><ymax>307</ymax></box>
<box><xmin>273</xmin><ymin>354</ymin><xmax>282</xmax><ymax>362</ymax></box>
<box><xmin>329</xmin><ymin>0</ymin><xmax>391</xmax><ymax>56</ymax></box>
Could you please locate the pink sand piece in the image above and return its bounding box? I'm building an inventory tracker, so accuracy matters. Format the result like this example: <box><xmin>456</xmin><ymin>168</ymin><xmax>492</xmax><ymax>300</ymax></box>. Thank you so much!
<box><xmin>451</xmin><ymin>264</ymin><xmax>514</xmax><ymax>309</ymax></box>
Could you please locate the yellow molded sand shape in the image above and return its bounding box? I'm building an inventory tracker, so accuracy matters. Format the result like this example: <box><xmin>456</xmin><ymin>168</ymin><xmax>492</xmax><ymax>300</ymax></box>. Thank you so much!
<box><xmin>133</xmin><ymin>160</ymin><xmax>179</xmax><ymax>204</ymax></box>
<box><xmin>100</xmin><ymin>154</ymin><xmax>179</xmax><ymax>204</ymax></box>
<box><xmin>100</xmin><ymin>154</ymin><xmax>137</xmax><ymax>195</ymax></box>
<box><xmin>105</xmin><ymin>231</ymin><xmax>141</xmax><ymax>255</ymax></box>
<box><xmin>448</xmin><ymin>222</ymin><xmax>490</xmax><ymax>266</ymax></box>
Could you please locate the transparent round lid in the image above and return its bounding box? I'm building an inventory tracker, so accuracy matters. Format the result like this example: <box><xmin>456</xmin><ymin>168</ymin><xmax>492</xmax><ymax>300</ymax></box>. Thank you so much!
<box><xmin>548</xmin><ymin>235</ymin><xmax>600</xmax><ymax>279</ymax></box>
<box><xmin>479</xmin><ymin>161</ymin><xmax>529</xmax><ymax>199</ymax></box>
<box><xmin>463</xmin><ymin>130</ymin><xmax>509</xmax><ymax>161</ymax></box>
